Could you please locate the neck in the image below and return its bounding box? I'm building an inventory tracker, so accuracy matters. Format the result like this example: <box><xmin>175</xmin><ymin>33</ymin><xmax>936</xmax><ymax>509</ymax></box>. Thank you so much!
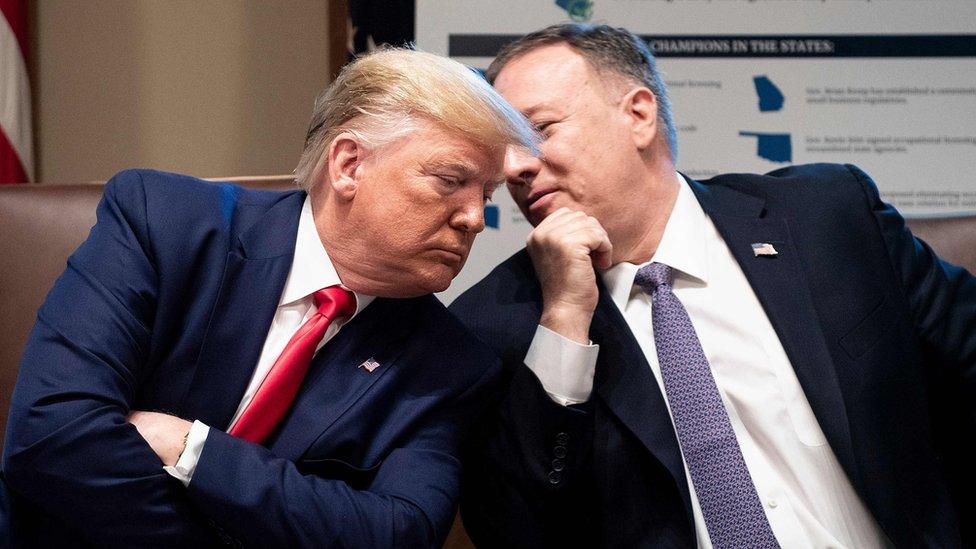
<box><xmin>609</xmin><ymin>163</ymin><xmax>681</xmax><ymax>266</ymax></box>
<box><xmin>308</xmin><ymin>186</ymin><xmax>377</xmax><ymax>296</ymax></box>
<box><xmin>310</xmin><ymin>186</ymin><xmax>427</xmax><ymax>298</ymax></box>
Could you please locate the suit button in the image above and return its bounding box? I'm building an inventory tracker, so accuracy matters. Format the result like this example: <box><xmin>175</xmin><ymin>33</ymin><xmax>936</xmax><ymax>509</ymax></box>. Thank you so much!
<box><xmin>552</xmin><ymin>459</ymin><xmax>565</xmax><ymax>472</ymax></box>
<box><xmin>548</xmin><ymin>471</ymin><xmax>561</xmax><ymax>484</ymax></box>
<box><xmin>553</xmin><ymin>445</ymin><xmax>567</xmax><ymax>459</ymax></box>
<box><xmin>556</xmin><ymin>432</ymin><xmax>569</xmax><ymax>445</ymax></box>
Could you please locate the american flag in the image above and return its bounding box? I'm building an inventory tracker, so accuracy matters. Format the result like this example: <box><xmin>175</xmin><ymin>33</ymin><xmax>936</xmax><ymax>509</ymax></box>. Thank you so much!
<box><xmin>1</xmin><ymin>0</ymin><xmax>32</xmax><ymax>184</ymax></box>
<box><xmin>751</xmin><ymin>242</ymin><xmax>778</xmax><ymax>257</ymax></box>
<box><xmin>359</xmin><ymin>357</ymin><xmax>381</xmax><ymax>373</ymax></box>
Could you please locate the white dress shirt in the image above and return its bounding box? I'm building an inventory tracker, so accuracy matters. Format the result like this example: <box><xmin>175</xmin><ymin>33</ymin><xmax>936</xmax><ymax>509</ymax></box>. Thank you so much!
<box><xmin>165</xmin><ymin>196</ymin><xmax>374</xmax><ymax>485</ymax></box>
<box><xmin>524</xmin><ymin>175</ymin><xmax>892</xmax><ymax>548</ymax></box>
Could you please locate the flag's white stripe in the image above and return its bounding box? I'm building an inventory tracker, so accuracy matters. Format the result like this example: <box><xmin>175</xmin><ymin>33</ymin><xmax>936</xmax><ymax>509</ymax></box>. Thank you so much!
<box><xmin>0</xmin><ymin>11</ymin><xmax>34</xmax><ymax>180</ymax></box>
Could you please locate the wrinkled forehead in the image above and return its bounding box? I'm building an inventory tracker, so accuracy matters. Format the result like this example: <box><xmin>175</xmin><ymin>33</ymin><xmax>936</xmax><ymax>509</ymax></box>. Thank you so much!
<box><xmin>390</xmin><ymin>122</ymin><xmax>507</xmax><ymax>183</ymax></box>
<box><xmin>437</xmin><ymin>144</ymin><xmax>507</xmax><ymax>189</ymax></box>
<box><xmin>493</xmin><ymin>45</ymin><xmax>606</xmax><ymax>112</ymax></box>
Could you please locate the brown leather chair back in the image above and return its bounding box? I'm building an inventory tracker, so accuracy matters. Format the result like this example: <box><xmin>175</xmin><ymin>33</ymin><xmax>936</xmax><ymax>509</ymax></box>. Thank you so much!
<box><xmin>905</xmin><ymin>215</ymin><xmax>976</xmax><ymax>275</ymax></box>
<box><xmin>0</xmin><ymin>177</ymin><xmax>295</xmax><ymax>447</ymax></box>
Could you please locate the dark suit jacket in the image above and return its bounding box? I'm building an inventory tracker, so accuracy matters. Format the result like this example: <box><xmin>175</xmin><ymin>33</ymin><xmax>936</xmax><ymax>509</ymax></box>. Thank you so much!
<box><xmin>449</xmin><ymin>164</ymin><xmax>976</xmax><ymax>548</ymax></box>
<box><xmin>1</xmin><ymin>169</ymin><xmax>499</xmax><ymax>548</ymax></box>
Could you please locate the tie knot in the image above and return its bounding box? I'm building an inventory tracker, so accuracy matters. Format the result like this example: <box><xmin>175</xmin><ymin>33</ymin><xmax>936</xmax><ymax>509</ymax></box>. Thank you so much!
<box><xmin>635</xmin><ymin>262</ymin><xmax>673</xmax><ymax>293</ymax></box>
<box><xmin>313</xmin><ymin>286</ymin><xmax>357</xmax><ymax>320</ymax></box>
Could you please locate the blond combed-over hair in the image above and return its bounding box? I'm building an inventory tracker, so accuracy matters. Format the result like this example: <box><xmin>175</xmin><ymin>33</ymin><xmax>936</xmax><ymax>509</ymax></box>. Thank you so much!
<box><xmin>295</xmin><ymin>48</ymin><xmax>538</xmax><ymax>190</ymax></box>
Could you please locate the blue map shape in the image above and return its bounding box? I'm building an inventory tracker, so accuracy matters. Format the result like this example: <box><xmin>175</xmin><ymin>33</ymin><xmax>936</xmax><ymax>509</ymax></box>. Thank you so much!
<box><xmin>555</xmin><ymin>0</ymin><xmax>594</xmax><ymax>21</ymax></box>
<box><xmin>753</xmin><ymin>76</ymin><xmax>785</xmax><ymax>112</ymax></box>
<box><xmin>738</xmin><ymin>132</ymin><xmax>792</xmax><ymax>163</ymax></box>
<box><xmin>484</xmin><ymin>204</ymin><xmax>500</xmax><ymax>229</ymax></box>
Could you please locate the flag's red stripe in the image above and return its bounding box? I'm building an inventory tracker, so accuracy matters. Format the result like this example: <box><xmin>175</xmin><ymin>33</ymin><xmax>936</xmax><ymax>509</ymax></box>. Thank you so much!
<box><xmin>1</xmin><ymin>0</ymin><xmax>31</xmax><ymax>183</ymax></box>
<box><xmin>0</xmin><ymin>126</ymin><xmax>29</xmax><ymax>184</ymax></box>
<box><xmin>0</xmin><ymin>0</ymin><xmax>28</xmax><ymax>56</ymax></box>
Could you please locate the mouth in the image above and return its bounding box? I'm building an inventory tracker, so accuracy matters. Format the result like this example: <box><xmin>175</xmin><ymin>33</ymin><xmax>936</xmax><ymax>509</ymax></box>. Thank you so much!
<box><xmin>525</xmin><ymin>188</ymin><xmax>558</xmax><ymax>220</ymax></box>
<box><xmin>428</xmin><ymin>247</ymin><xmax>465</xmax><ymax>264</ymax></box>
<box><xmin>525</xmin><ymin>187</ymin><xmax>557</xmax><ymax>208</ymax></box>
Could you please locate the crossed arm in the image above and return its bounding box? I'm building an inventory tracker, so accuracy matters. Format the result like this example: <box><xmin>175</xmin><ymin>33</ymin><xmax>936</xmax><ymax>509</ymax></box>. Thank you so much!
<box><xmin>128</xmin><ymin>411</ymin><xmax>192</xmax><ymax>467</ymax></box>
<box><xmin>2</xmin><ymin>172</ymin><xmax>487</xmax><ymax>547</ymax></box>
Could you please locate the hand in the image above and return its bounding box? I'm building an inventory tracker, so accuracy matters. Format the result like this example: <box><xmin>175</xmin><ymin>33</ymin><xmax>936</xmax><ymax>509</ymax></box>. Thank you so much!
<box><xmin>128</xmin><ymin>411</ymin><xmax>193</xmax><ymax>466</ymax></box>
<box><xmin>526</xmin><ymin>207</ymin><xmax>612</xmax><ymax>344</ymax></box>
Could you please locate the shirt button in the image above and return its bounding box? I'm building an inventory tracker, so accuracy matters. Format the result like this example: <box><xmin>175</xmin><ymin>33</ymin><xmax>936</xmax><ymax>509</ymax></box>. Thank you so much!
<box><xmin>553</xmin><ymin>445</ymin><xmax>567</xmax><ymax>459</ymax></box>
<box><xmin>555</xmin><ymin>432</ymin><xmax>569</xmax><ymax>445</ymax></box>
<box><xmin>548</xmin><ymin>471</ymin><xmax>561</xmax><ymax>484</ymax></box>
<box><xmin>768</xmin><ymin>499</ymin><xmax>778</xmax><ymax>509</ymax></box>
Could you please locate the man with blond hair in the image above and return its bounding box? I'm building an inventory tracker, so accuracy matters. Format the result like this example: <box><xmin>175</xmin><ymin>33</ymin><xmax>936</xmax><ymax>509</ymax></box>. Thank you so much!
<box><xmin>1</xmin><ymin>48</ymin><xmax>536</xmax><ymax>547</ymax></box>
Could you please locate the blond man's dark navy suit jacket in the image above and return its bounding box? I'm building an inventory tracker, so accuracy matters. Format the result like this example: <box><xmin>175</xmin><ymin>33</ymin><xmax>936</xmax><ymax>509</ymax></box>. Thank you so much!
<box><xmin>450</xmin><ymin>164</ymin><xmax>976</xmax><ymax>548</ymax></box>
<box><xmin>1</xmin><ymin>169</ymin><xmax>499</xmax><ymax>547</ymax></box>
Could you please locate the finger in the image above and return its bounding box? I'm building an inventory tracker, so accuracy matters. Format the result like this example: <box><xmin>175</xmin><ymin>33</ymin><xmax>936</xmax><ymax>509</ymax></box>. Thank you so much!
<box><xmin>591</xmin><ymin>239</ymin><xmax>613</xmax><ymax>270</ymax></box>
<box><xmin>529</xmin><ymin>219</ymin><xmax>605</xmax><ymax>260</ymax></box>
<box><xmin>535</xmin><ymin>208</ymin><xmax>587</xmax><ymax>234</ymax></box>
<box><xmin>571</xmin><ymin>223</ymin><xmax>612</xmax><ymax>269</ymax></box>
<box><xmin>531</xmin><ymin>213</ymin><xmax>597</xmax><ymax>248</ymax></box>
<box><xmin>528</xmin><ymin>213</ymin><xmax>585</xmax><ymax>248</ymax></box>
<box><xmin>557</xmin><ymin>219</ymin><xmax>610</xmax><ymax>247</ymax></box>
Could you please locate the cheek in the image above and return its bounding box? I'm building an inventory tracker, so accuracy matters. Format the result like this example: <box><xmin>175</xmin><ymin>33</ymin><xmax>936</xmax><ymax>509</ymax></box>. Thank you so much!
<box><xmin>543</xmin><ymin>133</ymin><xmax>589</xmax><ymax>181</ymax></box>
<box><xmin>369</xmin><ymin>188</ymin><xmax>434</xmax><ymax>230</ymax></box>
<box><xmin>370</xmin><ymin>209</ymin><xmax>447</xmax><ymax>259</ymax></box>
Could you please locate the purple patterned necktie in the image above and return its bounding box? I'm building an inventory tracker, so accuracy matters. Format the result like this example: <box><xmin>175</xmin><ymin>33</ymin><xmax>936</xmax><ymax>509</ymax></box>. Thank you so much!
<box><xmin>635</xmin><ymin>262</ymin><xmax>779</xmax><ymax>549</ymax></box>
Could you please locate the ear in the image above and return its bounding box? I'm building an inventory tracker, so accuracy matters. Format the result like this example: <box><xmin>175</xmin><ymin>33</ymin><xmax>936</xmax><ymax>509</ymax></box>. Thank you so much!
<box><xmin>326</xmin><ymin>132</ymin><xmax>367</xmax><ymax>201</ymax></box>
<box><xmin>621</xmin><ymin>87</ymin><xmax>658</xmax><ymax>150</ymax></box>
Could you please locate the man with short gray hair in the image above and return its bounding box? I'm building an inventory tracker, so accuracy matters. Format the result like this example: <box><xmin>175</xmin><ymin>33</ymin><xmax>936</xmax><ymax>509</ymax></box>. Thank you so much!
<box><xmin>2</xmin><ymin>48</ymin><xmax>535</xmax><ymax>547</ymax></box>
<box><xmin>451</xmin><ymin>23</ymin><xmax>976</xmax><ymax>548</ymax></box>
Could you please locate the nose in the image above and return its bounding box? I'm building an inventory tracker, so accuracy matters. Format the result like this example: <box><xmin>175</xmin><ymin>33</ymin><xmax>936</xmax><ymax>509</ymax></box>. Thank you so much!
<box><xmin>450</xmin><ymin>190</ymin><xmax>486</xmax><ymax>234</ymax></box>
<box><xmin>503</xmin><ymin>146</ymin><xmax>541</xmax><ymax>188</ymax></box>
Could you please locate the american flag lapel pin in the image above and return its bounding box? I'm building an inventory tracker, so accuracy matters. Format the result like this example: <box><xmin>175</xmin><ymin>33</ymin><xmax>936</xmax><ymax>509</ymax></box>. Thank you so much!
<box><xmin>751</xmin><ymin>242</ymin><xmax>778</xmax><ymax>257</ymax></box>
<box><xmin>359</xmin><ymin>357</ymin><xmax>381</xmax><ymax>373</ymax></box>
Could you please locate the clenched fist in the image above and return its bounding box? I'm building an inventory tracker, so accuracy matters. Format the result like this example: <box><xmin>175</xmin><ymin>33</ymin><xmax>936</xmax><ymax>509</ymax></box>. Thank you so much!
<box><xmin>527</xmin><ymin>207</ymin><xmax>612</xmax><ymax>344</ymax></box>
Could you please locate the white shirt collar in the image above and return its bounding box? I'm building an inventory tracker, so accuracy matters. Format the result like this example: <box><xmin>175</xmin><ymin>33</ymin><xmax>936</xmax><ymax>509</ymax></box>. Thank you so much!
<box><xmin>602</xmin><ymin>173</ymin><xmax>709</xmax><ymax>309</ymax></box>
<box><xmin>279</xmin><ymin>197</ymin><xmax>374</xmax><ymax>316</ymax></box>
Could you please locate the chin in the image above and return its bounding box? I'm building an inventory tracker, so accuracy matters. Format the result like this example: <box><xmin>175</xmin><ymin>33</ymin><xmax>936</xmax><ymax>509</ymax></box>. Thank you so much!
<box><xmin>422</xmin><ymin>273</ymin><xmax>455</xmax><ymax>294</ymax></box>
<box><xmin>381</xmin><ymin>268</ymin><xmax>455</xmax><ymax>298</ymax></box>
<box><xmin>422</xmin><ymin>263</ymin><xmax>459</xmax><ymax>293</ymax></box>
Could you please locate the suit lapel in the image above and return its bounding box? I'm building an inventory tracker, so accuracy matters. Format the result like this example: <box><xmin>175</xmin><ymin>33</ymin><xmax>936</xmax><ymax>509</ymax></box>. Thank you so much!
<box><xmin>690</xmin><ymin>179</ymin><xmax>859</xmax><ymax>483</ymax></box>
<box><xmin>591</xmin><ymin>287</ymin><xmax>694</xmax><ymax>515</ymax></box>
<box><xmin>269</xmin><ymin>298</ymin><xmax>414</xmax><ymax>461</ymax></box>
<box><xmin>180</xmin><ymin>191</ymin><xmax>306</xmax><ymax>429</ymax></box>
<box><xmin>506</xmin><ymin>251</ymin><xmax>693</xmax><ymax>501</ymax></box>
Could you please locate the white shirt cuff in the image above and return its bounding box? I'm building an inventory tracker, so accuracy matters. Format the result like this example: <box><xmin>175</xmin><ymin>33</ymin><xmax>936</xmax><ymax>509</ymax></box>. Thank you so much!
<box><xmin>163</xmin><ymin>420</ymin><xmax>209</xmax><ymax>486</ymax></box>
<box><xmin>524</xmin><ymin>324</ymin><xmax>599</xmax><ymax>406</ymax></box>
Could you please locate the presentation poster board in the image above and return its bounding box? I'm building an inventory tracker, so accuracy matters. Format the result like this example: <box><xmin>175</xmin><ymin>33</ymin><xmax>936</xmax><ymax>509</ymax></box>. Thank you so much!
<box><xmin>417</xmin><ymin>0</ymin><xmax>976</xmax><ymax>302</ymax></box>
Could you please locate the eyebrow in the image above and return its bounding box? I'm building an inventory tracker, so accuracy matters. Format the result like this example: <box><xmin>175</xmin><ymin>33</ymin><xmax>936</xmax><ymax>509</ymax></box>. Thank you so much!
<box><xmin>423</xmin><ymin>158</ymin><xmax>506</xmax><ymax>191</ymax></box>
<box><xmin>422</xmin><ymin>158</ymin><xmax>492</xmax><ymax>179</ymax></box>
<box><xmin>521</xmin><ymin>103</ymin><xmax>555</xmax><ymax>119</ymax></box>
<box><xmin>422</xmin><ymin>158</ymin><xmax>481</xmax><ymax>178</ymax></box>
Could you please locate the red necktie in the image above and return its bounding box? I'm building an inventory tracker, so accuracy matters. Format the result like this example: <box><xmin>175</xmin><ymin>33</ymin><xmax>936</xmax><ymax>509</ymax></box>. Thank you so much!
<box><xmin>229</xmin><ymin>286</ymin><xmax>356</xmax><ymax>444</ymax></box>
